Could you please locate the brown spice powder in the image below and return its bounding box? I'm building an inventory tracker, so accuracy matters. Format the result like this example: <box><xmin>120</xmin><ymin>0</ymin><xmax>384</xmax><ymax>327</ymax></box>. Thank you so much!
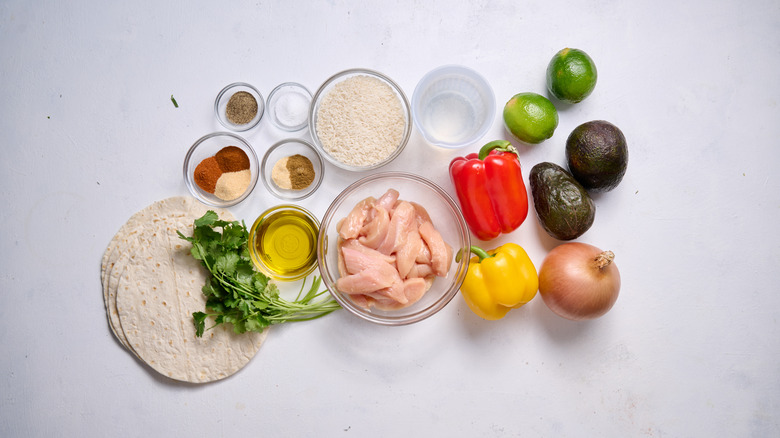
<box><xmin>215</xmin><ymin>146</ymin><xmax>250</xmax><ymax>172</ymax></box>
<box><xmin>286</xmin><ymin>154</ymin><xmax>315</xmax><ymax>190</ymax></box>
<box><xmin>225</xmin><ymin>91</ymin><xmax>258</xmax><ymax>125</ymax></box>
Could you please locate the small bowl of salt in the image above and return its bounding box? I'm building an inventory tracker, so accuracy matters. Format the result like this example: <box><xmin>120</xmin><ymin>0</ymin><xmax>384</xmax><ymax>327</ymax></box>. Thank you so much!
<box><xmin>267</xmin><ymin>82</ymin><xmax>312</xmax><ymax>132</ymax></box>
<box><xmin>260</xmin><ymin>138</ymin><xmax>324</xmax><ymax>201</ymax></box>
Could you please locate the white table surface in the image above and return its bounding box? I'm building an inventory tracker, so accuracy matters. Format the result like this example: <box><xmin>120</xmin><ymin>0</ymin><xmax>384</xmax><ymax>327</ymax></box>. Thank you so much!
<box><xmin>2</xmin><ymin>1</ymin><xmax>779</xmax><ymax>436</ymax></box>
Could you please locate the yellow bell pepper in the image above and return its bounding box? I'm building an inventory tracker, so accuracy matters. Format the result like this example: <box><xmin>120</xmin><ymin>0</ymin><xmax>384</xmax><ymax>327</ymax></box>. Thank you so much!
<box><xmin>459</xmin><ymin>243</ymin><xmax>538</xmax><ymax>320</ymax></box>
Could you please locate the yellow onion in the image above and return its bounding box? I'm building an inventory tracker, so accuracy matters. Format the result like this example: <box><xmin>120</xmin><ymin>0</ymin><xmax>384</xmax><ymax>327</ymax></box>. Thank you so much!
<box><xmin>538</xmin><ymin>242</ymin><xmax>620</xmax><ymax>320</ymax></box>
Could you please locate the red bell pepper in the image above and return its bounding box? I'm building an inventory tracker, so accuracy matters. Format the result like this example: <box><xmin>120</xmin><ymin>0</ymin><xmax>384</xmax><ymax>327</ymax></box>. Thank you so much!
<box><xmin>449</xmin><ymin>140</ymin><xmax>529</xmax><ymax>241</ymax></box>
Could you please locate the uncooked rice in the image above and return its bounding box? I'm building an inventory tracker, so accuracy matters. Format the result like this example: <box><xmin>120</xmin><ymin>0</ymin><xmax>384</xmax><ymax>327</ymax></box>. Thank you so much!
<box><xmin>316</xmin><ymin>75</ymin><xmax>405</xmax><ymax>167</ymax></box>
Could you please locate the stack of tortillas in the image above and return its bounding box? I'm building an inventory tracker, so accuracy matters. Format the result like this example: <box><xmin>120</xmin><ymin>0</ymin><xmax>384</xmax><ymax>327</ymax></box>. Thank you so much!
<box><xmin>100</xmin><ymin>196</ymin><xmax>267</xmax><ymax>383</ymax></box>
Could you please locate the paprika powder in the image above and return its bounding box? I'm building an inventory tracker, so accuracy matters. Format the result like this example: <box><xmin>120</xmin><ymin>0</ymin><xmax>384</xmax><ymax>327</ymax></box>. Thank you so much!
<box><xmin>193</xmin><ymin>156</ymin><xmax>221</xmax><ymax>193</ymax></box>
<box><xmin>449</xmin><ymin>140</ymin><xmax>529</xmax><ymax>241</ymax></box>
<box><xmin>193</xmin><ymin>146</ymin><xmax>252</xmax><ymax>201</ymax></box>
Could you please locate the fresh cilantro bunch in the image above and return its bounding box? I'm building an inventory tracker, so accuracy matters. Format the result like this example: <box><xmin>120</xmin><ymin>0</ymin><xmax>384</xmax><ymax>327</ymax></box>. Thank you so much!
<box><xmin>177</xmin><ymin>211</ymin><xmax>340</xmax><ymax>337</ymax></box>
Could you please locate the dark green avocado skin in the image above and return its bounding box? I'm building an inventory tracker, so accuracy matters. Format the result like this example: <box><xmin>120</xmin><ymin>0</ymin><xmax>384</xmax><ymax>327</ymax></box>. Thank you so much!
<box><xmin>530</xmin><ymin>162</ymin><xmax>595</xmax><ymax>240</ymax></box>
<box><xmin>566</xmin><ymin>120</ymin><xmax>628</xmax><ymax>192</ymax></box>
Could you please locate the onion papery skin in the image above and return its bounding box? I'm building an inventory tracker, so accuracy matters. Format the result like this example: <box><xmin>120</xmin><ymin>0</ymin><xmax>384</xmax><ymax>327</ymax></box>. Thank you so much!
<box><xmin>538</xmin><ymin>242</ymin><xmax>620</xmax><ymax>321</ymax></box>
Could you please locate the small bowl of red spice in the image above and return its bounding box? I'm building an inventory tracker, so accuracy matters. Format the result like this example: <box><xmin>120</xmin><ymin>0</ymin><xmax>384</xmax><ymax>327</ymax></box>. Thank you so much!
<box><xmin>183</xmin><ymin>131</ymin><xmax>259</xmax><ymax>207</ymax></box>
<box><xmin>215</xmin><ymin>82</ymin><xmax>265</xmax><ymax>132</ymax></box>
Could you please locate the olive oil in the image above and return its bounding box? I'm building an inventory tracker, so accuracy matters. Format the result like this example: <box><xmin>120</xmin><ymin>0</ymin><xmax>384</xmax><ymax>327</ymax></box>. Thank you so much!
<box><xmin>253</xmin><ymin>208</ymin><xmax>318</xmax><ymax>279</ymax></box>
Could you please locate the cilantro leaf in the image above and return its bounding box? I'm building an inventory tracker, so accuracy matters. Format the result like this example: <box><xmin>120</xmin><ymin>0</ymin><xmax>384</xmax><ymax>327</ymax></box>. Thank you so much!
<box><xmin>193</xmin><ymin>312</ymin><xmax>207</xmax><ymax>337</ymax></box>
<box><xmin>194</xmin><ymin>210</ymin><xmax>219</xmax><ymax>227</ymax></box>
<box><xmin>179</xmin><ymin>211</ymin><xmax>341</xmax><ymax>337</ymax></box>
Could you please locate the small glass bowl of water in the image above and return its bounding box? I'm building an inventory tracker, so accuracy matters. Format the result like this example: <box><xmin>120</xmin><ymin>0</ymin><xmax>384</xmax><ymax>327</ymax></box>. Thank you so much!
<box><xmin>411</xmin><ymin>65</ymin><xmax>496</xmax><ymax>149</ymax></box>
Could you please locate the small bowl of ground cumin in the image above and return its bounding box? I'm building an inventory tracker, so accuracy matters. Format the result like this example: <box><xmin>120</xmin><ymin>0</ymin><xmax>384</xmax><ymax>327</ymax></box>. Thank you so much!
<box><xmin>309</xmin><ymin>69</ymin><xmax>412</xmax><ymax>171</ymax></box>
<box><xmin>183</xmin><ymin>132</ymin><xmax>259</xmax><ymax>207</ymax></box>
<box><xmin>261</xmin><ymin>138</ymin><xmax>324</xmax><ymax>201</ymax></box>
<box><xmin>215</xmin><ymin>82</ymin><xmax>265</xmax><ymax>132</ymax></box>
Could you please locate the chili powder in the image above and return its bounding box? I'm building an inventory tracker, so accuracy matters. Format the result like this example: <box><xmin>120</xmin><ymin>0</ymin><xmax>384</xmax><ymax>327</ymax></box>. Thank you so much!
<box><xmin>193</xmin><ymin>156</ymin><xmax>221</xmax><ymax>193</ymax></box>
<box><xmin>215</xmin><ymin>146</ymin><xmax>250</xmax><ymax>172</ymax></box>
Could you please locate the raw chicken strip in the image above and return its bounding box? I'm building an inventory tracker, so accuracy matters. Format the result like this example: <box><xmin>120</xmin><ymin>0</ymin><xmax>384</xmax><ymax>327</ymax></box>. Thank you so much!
<box><xmin>336</xmin><ymin>265</ymin><xmax>400</xmax><ymax>295</ymax></box>
<box><xmin>341</xmin><ymin>246</ymin><xmax>394</xmax><ymax>275</ymax></box>
<box><xmin>376</xmin><ymin>201</ymin><xmax>416</xmax><ymax>255</ymax></box>
<box><xmin>402</xmin><ymin>277</ymin><xmax>428</xmax><ymax>305</ymax></box>
<box><xmin>405</xmin><ymin>262</ymin><xmax>434</xmax><ymax>280</ymax></box>
<box><xmin>340</xmin><ymin>238</ymin><xmax>396</xmax><ymax>264</ymax></box>
<box><xmin>395</xmin><ymin>227</ymin><xmax>423</xmax><ymax>279</ymax></box>
<box><xmin>419</xmin><ymin>221</ymin><xmax>453</xmax><ymax>277</ymax></box>
<box><xmin>358</xmin><ymin>205</ymin><xmax>390</xmax><ymax>249</ymax></box>
<box><xmin>369</xmin><ymin>278</ymin><xmax>428</xmax><ymax>310</ymax></box>
<box><xmin>337</xmin><ymin>238</ymin><xmax>348</xmax><ymax>277</ymax></box>
<box><xmin>376</xmin><ymin>189</ymin><xmax>399</xmax><ymax>211</ymax></box>
<box><xmin>338</xmin><ymin>197</ymin><xmax>376</xmax><ymax>240</ymax></box>
<box><xmin>370</xmin><ymin>280</ymin><xmax>408</xmax><ymax>305</ymax></box>
<box><xmin>411</xmin><ymin>202</ymin><xmax>432</xmax><ymax>226</ymax></box>
<box><xmin>349</xmin><ymin>294</ymin><xmax>374</xmax><ymax>309</ymax></box>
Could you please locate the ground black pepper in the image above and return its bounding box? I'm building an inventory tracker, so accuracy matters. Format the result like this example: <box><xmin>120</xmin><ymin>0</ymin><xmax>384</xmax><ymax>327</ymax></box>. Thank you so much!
<box><xmin>226</xmin><ymin>91</ymin><xmax>258</xmax><ymax>125</ymax></box>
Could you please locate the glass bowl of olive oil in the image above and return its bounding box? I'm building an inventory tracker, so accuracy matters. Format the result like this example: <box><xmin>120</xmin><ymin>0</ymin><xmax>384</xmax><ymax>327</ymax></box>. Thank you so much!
<box><xmin>248</xmin><ymin>204</ymin><xmax>320</xmax><ymax>282</ymax></box>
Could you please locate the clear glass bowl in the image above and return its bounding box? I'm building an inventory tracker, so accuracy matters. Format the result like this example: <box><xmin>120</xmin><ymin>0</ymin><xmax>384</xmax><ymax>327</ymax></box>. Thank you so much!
<box><xmin>317</xmin><ymin>172</ymin><xmax>471</xmax><ymax>325</ymax></box>
<box><xmin>248</xmin><ymin>204</ymin><xmax>320</xmax><ymax>282</ymax></box>
<box><xmin>214</xmin><ymin>82</ymin><xmax>265</xmax><ymax>132</ymax></box>
<box><xmin>411</xmin><ymin>65</ymin><xmax>495</xmax><ymax>148</ymax></box>
<box><xmin>309</xmin><ymin>68</ymin><xmax>412</xmax><ymax>172</ymax></box>
<box><xmin>183</xmin><ymin>132</ymin><xmax>259</xmax><ymax>207</ymax></box>
<box><xmin>267</xmin><ymin>82</ymin><xmax>312</xmax><ymax>132</ymax></box>
<box><xmin>260</xmin><ymin>138</ymin><xmax>324</xmax><ymax>201</ymax></box>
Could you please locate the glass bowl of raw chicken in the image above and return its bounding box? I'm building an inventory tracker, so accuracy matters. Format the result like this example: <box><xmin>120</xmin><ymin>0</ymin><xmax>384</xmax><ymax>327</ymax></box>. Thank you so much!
<box><xmin>317</xmin><ymin>172</ymin><xmax>471</xmax><ymax>325</ymax></box>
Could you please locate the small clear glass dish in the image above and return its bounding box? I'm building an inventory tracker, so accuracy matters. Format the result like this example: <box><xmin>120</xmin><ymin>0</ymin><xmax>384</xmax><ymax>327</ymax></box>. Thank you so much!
<box><xmin>183</xmin><ymin>132</ymin><xmax>259</xmax><ymax>207</ymax></box>
<box><xmin>248</xmin><ymin>204</ymin><xmax>320</xmax><ymax>282</ymax></box>
<box><xmin>267</xmin><ymin>82</ymin><xmax>312</xmax><ymax>132</ymax></box>
<box><xmin>261</xmin><ymin>138</ymin><xmax>324</xmax><ymax>201</ymax></box>
<box><xmin>214</xmin><ymin>82</ymin><xmax>265</xmax><ymax>132</ymax></box>
<box><xmin>412</xmin><ymin>65</ymin><xmax>495</xmax><ymax>148</ymax></box>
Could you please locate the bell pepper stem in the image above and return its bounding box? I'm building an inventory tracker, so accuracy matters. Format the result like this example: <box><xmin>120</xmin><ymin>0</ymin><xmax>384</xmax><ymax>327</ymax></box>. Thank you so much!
<box><xmin>469</xmin><ymin>246</ymin><xmax>495</xmax><ymax>261</ymax></box>
<box><xmin>477</xmin><ymin>140</ymin><xmax>521</xmax><ymax>161</ymax></box>
<box><xmin>456</xmin><ymin>245</ymin><xmax>496</xmax><ymax>263</ymax></box>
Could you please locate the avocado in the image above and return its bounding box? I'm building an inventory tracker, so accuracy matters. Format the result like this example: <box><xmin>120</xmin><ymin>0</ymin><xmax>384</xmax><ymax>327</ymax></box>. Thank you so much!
<box><xmin>565</xmin><ymin>120</ymin><xmax>628</xmax><ymax>192</ymax></box>
<box><xmin>530</xmin><ymin>162</ymin><xmax>595</xmax><ymax>240</ymax></box>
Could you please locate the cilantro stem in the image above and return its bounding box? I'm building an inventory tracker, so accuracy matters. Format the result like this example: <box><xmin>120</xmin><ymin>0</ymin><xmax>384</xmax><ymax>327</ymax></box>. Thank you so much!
<box><xmin>180</xmin><ymin>213</ymin><xmax>340</xmax><ymax>337</ymax></box>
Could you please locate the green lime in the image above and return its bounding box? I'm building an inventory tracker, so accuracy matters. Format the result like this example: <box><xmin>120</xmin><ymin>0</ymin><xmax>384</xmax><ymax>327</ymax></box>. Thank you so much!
<box><xmin>546</xmin><ymin>48</ymin><xmax>598</xmax><ymax>103</ymax></box>
<box><xmin>503</xmin><ymin>92</ymin><xmax>559</xmax><ymax>144</ymax></box>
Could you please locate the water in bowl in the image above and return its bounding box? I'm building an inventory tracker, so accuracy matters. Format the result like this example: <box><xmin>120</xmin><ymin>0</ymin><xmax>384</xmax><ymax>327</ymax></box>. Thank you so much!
<box><xmin>421</xmin><ymin>91</ymin><xmax>477</xmax><ymax>144</ymax></box>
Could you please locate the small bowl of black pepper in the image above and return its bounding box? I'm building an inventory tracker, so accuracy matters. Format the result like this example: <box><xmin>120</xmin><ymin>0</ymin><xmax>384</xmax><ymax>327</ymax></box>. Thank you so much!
<box><xmin>215</xmin><ymin>82</ymin><xmax>265</xmax><ymax>132</ymax></box>
<box><xmin>261</xmin><ymin>138</ymin><xmax>324</xmax><ymax>201</ymax></box>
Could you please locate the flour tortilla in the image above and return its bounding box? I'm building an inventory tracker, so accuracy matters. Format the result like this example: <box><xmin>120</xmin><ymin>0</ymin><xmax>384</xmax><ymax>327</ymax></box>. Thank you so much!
<box><xmin>102</xmin><ymin>197</ymin><xmax>207</xmax><ymax>350</ymax></box>
<box><xmin>104</xmin><ymin>196</ymin><xmax>267</xmax><ymax>383</ymax></box>
<box><xmin>102</xmin><ymin>197</ymin><xmax>209</xmax><ymax>305</ymax></box>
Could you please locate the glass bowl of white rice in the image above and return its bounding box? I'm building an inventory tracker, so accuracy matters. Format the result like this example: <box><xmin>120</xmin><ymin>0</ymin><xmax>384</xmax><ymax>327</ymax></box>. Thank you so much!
<box><xmin>309</xmin><ymin>68</ymin><xmax>412</xmax><ymax>172</ymax></box>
